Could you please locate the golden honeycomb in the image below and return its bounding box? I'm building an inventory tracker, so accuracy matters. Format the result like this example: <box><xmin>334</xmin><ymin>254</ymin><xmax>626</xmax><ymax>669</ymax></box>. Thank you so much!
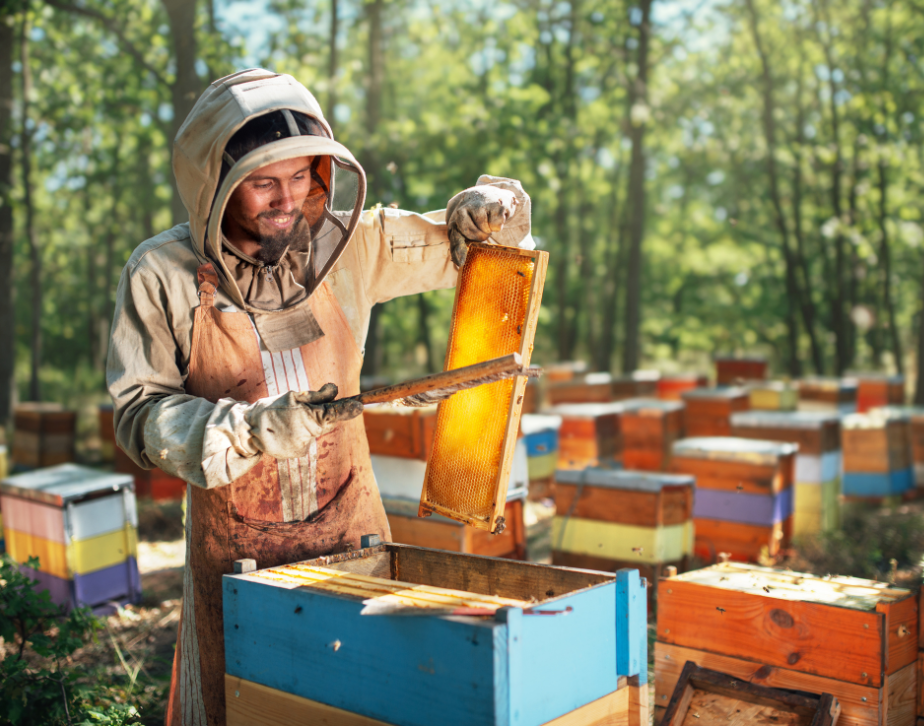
<box><xmin>422</xmin><ymin>244</ymin><xmax>542</xmax><ymax>528</ymax></box>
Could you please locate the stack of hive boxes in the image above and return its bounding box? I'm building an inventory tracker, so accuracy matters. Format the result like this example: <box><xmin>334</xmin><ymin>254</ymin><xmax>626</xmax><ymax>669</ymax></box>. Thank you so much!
<box><xmin>551</xmin><ymin>467</ymin><xmax>694</xmax><ymax>603</ymax></box>
<box><xmin>545</xmin><ymin>372</ymin><xmax>616</xmax><ymax>405</ymax></box>
<box><xmin>224</xmin><ymin>544</ymin><xmax>650</xmax><ymax>726</ymax></box>
<box><xmin>1</xmin><ymin>464</ymin><xmax>140</xmax><ymax>612</ymax></box>
<box><xmin>855</xmin><ymin>374</ymin><xmax>905</xmax><ymax>412</ymax></box>
<box><xmin>366</xmin><ymin>406</ymin><xmax>528</xmax><ymax>559</ymax></box>
<box><xmin>657</xmin><ymin>373</ymin><xmax>708</xmax><ymax>401</ymax></box>
<box><xmin>520</xmin><ymin>413</ymin><xmax>561</xmax><ymax>500</ymax></box>
<box><xmin>731</xmin><ymin>411</ymin><xmax>842</xmax><ymax>536</ymax></box>
<box><xmin>622</xmin><ymin>399</ymin><xmax>685</xmax><ymax>471</ymax></box>
<box><xmin>543</xmin><ymin>402</ymin><xmax>624</xmax><ymax>470</ymax></box>
<box><xmin>671</xmin><ymin>437</ymin><xmax>796</xmax><ymax>563</ymax></box>
<box><xmin>873</xmin><ymin>406</ymin><xmax>924</xmax><ymax>489</ymax></box>
<box><xmin>13</xmin><ymin>403</ymin><xmax>77</xmax><ymax>468</ymax></box>
<box><xmin>797</xmin><ymin>377</ymin><xmax>857</xmax><ymax>413</ymax></box>
<box><xmin>747</xmin><ymin>381</ymin><xmax>798</xmax><ymax>411</ymax></box>
<box><xmin>841</xmin><ymin>411</ymin><xmax>914</xmax><ymax>501</ymax></box>
<box><xmin>655</xmin><ymin>563</ymin><xmax>918</xmax><ymax>726</ymax></box>
<box><xmin>715</xmin><ymin>356</ymin><xmax>767</xmax><ymax>385</ymax></box>
<box><xmin>681</xmin><ymin>387</ymin><xmax>749</xmax><ymax>437</ymax></box>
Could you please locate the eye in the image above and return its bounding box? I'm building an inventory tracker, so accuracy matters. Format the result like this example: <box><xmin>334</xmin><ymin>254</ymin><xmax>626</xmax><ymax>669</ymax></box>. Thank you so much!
<box><xmin>253</xmin><ymin>181</ymin><xmax>273</xmax><ymax>190</ymax></box>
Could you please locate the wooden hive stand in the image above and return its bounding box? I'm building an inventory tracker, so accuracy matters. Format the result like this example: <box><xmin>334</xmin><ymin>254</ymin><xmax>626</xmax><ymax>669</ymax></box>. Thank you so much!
<box><xmin>681</xmin><ymin>387</ymin><xmax>750</xmax><ymax>438</ymax></box>
<box><xmin>224</xmin><ymin>544</ymin><xmax>650</xmax><ymax>726</ymax></box>
<box><xmin>655</xmin><ymin>563</ymin><xmax>917</xmax><ymax>726</ymax></box>
<box><xmin>670</xmin><ymin>437</ymin><xmax>796</xmax><ymax>563</ymax></box>
<box><xmin>1</xmin><ymin>464</ymin><xmax>141</xmax><ymax>613</ymax></box>
<box><xmin>841</xmin><ymin>411</ymin><xmax>914</xmax><ymax>503</ymax></box>
<box><xmin>543</xmin><ymin>402</ymin><xmax>626</xmax><ymax>472</ymax></box>
<box><xmin>730</xmin><ymin>411</ymin><xmax>842</xmax><ymax>537</ymax></box>
<box><xmin>622</xmin><ymin>399</ymin><xmax>685</xmax><ymax>472</ymax></box>
<box><xmin>551</xmin><ymin>467</ymin><xmax>694</xmax><ymax>609</ymax></box>
<box><xmin>714</xmin><ymin>356</ymin><xmax>768</xmax><ymax>386</ymax></box>
<box><xmin>797</xmin><ymin>377</ymin><xmax>858</xmax><ymax>414</ymax></box>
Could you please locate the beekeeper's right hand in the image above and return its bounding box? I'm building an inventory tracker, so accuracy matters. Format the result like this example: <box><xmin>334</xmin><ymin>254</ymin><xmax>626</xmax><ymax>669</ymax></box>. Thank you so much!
<box><xmin>245</xmin><ymin>383</ymin><xmax>363</xmax><ymax>459</ymax></box>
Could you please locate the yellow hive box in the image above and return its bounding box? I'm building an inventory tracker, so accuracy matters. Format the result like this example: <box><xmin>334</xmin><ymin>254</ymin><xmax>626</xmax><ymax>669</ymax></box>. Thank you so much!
<box><xmin>420</xmin><ymin>243</ymin><xmax>548</xmax><ymax>532</ymax></box>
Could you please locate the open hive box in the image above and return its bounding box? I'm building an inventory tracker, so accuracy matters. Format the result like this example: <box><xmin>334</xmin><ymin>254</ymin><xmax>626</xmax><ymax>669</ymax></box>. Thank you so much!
<box><xmin>655</xmin><ymin>562</ymin><xmax>917</xmax><ymax>726</ymax></box>
<box><xmin>420</xmin><ymin>243</ymin><xmax>548</xmax><ymax>533</ymax></box>
<box><xmin>223</xmin><ymin>543</ymin><xmax>649</xmax><ymax>726</ymax></box>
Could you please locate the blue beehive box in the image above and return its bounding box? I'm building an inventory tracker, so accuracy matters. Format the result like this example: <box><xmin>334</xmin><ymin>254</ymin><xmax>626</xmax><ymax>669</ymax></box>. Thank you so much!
<box><xmin>224</xmin><ymin>543</ymin><xmax>648</xmax><ymax>726</ymax></box>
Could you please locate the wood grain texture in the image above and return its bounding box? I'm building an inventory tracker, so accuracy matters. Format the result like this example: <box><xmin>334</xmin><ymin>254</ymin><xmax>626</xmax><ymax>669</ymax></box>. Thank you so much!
<box><xmin>554</xmin><ymin>482</ymin><xmax>692</xmax><ymax>527</ymax></box>
<box><xmin>363</xmin><ymin>407</ymin><xmax>436</xmax><ymax>460</ymax></box>
<box><xmin>884</xmin><ymin>661</ymin><xmax>916</xmax><ymax>726</ymax></box>
<box><xmin>657</xmin><ymin>579</ymin><xmax>885</xmax><ymax>686</ymax></box>
<box><xmin>670</xmin><ymin>457</ymin><xmax>788</xmax><ymax>494</ymax></box>
<box><xmin>693</xmin><ymin>517</ymin><xmax>790</xmax><ymax>563</ymax></box>
<box><xmin>655</xmin><ymin>642</ymin><xmax>878</xmax><ymax>726</ymax></box>
<box><xmin>915</xmin><ymin>653</ymin><xmax>924</xmax><ymax>720</ymax></box>
<box><xmin>876</xmin><ymin>595</ymin><xmax>918</xmax><ymax>676</ymax></box>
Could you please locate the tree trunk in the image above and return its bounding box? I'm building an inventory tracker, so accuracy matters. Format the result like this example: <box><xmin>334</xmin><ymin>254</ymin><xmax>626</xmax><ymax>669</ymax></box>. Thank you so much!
<box><xmin>328</xmin><ymin>0</ymin><xmax>339</xmax><ymax>135</ymax></box>
<box><xmin>621</xmin><ymin>0</ymin><xmax>653</xmax><ymax>373</ymax></box>
<box><xmin>99</xmin><ymin>135</ymin><xmax>123</xmax><ymax>369</ymax></box>
<box><xmin>0</xmin><ymin>14</ymin><xmax>15</xmax><ymax>423</ymax></box>
<box><xmin>744</xmin><ymin>0</ymin><xmax>804</xmax><ymax>377</ymax></box>
<box><xmin>877</xmin><ymin>161</ymin><xmax>901</xmax><ymax>374</ymax></box>
<box><xmin>417</xmin><ymin>294</ymin><xmax>436</xmax><ymax>373</ymax></box>
<box><xmin>162</xmin><ymin>0</ymin><xmax>201</xmax><ymax>226</ymax></box>
<box><xmin>595</xmin><ymin>154</ymin><xmax>627</xmax><ymax>372</ymax></box>
<box><xmin>20</xmin><ymin>12</ymin><xmax>41</xmax><ymax>401</ymax></box>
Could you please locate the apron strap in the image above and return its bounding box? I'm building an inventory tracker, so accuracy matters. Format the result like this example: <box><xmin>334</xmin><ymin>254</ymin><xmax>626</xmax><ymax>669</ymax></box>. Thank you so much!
<box><xmin>197</xmin><ymin>262</ymin><xmax>219</xmax><ymax>306</ymax></box>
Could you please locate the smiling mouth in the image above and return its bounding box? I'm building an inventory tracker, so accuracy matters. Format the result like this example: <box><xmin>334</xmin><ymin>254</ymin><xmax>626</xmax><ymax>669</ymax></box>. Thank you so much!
<box><xmin>262</xmin><ymin>215</ymin><xmax>294</xmax><ymax>229</ymax></box>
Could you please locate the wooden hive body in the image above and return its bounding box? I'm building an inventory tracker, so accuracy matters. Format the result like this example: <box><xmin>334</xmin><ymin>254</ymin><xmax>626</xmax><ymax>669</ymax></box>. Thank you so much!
<box><xmin>715</xmin><ymin>357</ymin><xmax>768</xmax><ymax>386</ymax></box>
<box><xmin>748</xmin><ymin>382</ymin><xmax>798</xmax><ymax>412</ymax></box>
<box><xmin>363</xmin><ymin>405</ymin><xmax>437</xmax><ymax>461</ymax></box>
<box><xmin>1</xmin><ymin>464</ymin><xmax>141</xmax><ymax>611</ymax></box>
<box><xmin>13</xmin><ymin>403</ymin><xmax>77</xmax><ymax>468</ymax></box>
<box><xmin>730</xmin><ymin>411</ymin><xmax>843</xmax><ymax>536</ymax></box>
<box><xmin>115</xmin><ymin>446</ymin><xmax>187</xmax><ymax>501</ymax></box>
<box><xmin>546</xmin><ymin>372</ymin><xmax>616</xmax><ymax>406</ymax></box>
<box><xmin>521</xmin><ymin>414</ymin><xmax>562</xmax><ymax>498</ymax></box>
<box><xmin>551</xmin><ymin>468</ymin><xmax>694</xmax><ymax>607</ymax></box>
<box><xmin>657</xmin><ymin>374</ymin><xmax>708</xmax><ymax>401</ymax></box>
<box><xmin>682</xmin><ymin>387</ymin><xmax>750</xmax><ymax>438</ymax></box>
<box><xmin>841</xmin><ymin>412</ymin><xmax>913</xmax><ymax>500</ymax></box>
<box><xmin>855</xmin><ymin>375</ymin><xmax>905</xmax><ymax>413</ymax></box>
<box><xmin>655</xmin><ymin>563</ymin><xmax>917</xmax><ymax>726</ymax></box>
<box><xmin>621</xmin><ymin>399</ymin><xmax>685</xmax><ymax>471</ymax></box>
<box><xmin>223</xmin><ymin>544</ymin><xmax>649</xmax><ymax>726</ymax></box>
<box><xmin>420</xmin><ymin>243</ymin><xmax>548</xmax><ymax>532</ymax></box>
<box><xmin>872</xmin><ymin>406</ymin><xmax>924</xmax><ymax>488</ymax></box>
<box><xmin>671</xmin><ymin>437</ymin><xmax>796</xmax><ymax>563</ymax></box>
<box><xmin>543</xmin><ymin>402</ymin><xmax>625</xmax><ymax>471</ymax></box>
<box><xmin>798</xmin><ymin>377</ymin><xmax>858</xmax><ymax>413</ymax></box>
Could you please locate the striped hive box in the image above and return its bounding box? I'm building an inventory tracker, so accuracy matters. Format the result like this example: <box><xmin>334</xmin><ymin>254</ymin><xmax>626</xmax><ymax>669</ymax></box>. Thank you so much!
<box><xmin>363</xmin><ymin>405</ymin><xmax>437</xmax><ymax>460</ymax></box>
<box><xmin>223</xmin><ymin>544</ymin><xmax>649</xmax><ymax>726</ymax></box>
<box><xmin>551</xmin><ymin>467</ymin><xmax>694</xmax><ymax>605</ymax></box>
<box><xmin>681</xmin><ymin>387</ymin><xmax>750</xmax><ymax>438</ymax></box>
<box><xmin>872</xmin><ymin>406</ymin><xmax>924</xmax><ymax>489</ymax></box>
<box><xmin>854</xmin><ymin>374</ymin><xmax>905</xmax><ymax>413</ymax></box>
<box><xmin>521</xmin><ymin>414</ymin><xmax>562</xmax><ymax>500</ymax></box>
<box><xmin>671</xmin><ymin>437</ymin><xmax>796</xmax><ymax>563</ymax></box>
<box><xmin>747</xmin><ymin>381</ymin><xmax>798</xmax><ymax>411</ymax></box>
<box><xmin>655</xmin><ymin>563</ymin><xmax>918</xmax><ymax>726</ymax></box>
<box><xmin>13</xmin><ymin>403</ymin><xmax>77</xmax><ymax>468</ymax></box>
<box><xmin>372</xmin><ymin>441</ymin><xmax>529</xmax><ymax>559</ymax></box>
<box><xmin>714</xmin><ymin>357</ymin><xmax>767</xmax><ymax>386</ymax></box>
<box><xmin>797</xmin><ymin>377</ymin><xmax>858</xmax><ymax>414</ymax></box>
<box><xmin>657</xmin><ymin>373</ymin><xmax>708</xmax><ymax>401</ymax></box>
<box><xmin>621</xmin><ymin>399</ymin><xmax>685</xmax><ymax>471</ymax></box>
<box><xmin>841</xmin><ymin>411</ymin><xmax>913</xmax><ymax>501</ymax></box>
<box><xmin>1</xmin><ymin>464</ymin><xmax>141</xmax><ymax>612</ymax></box>
<box><xmin>543</xmin><ymin>402</ymin><xmax>625</xmax><ymax>471</ymax></box>
<box><xmin>730</xmin><ymin>411</ymin><xmax>842</xmax><ymax>536</ymax></box>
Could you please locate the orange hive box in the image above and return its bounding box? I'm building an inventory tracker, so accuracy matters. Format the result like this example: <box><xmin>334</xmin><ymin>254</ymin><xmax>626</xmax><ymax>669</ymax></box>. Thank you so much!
<box><xmin>621</xmin><ymin>399</ymin><xmax>685</xmax><ymax>471</ymax></box>
<box><xmin>419</xmin><ymin>243</ymin><xmax>548</xmax><ymax>533</ymax></box>
<box><xmin>854</xmin><ymin>374</ymin><xmax>905</xmax><ymax>413</ymax></box>
<box><xmin>657</xmin><ymin>373</ymin><xmax>708</xmax><ymax>401</ymax></box>
<box><xmin>797</xmin><ymin>377</ymin><xmax>858</xmax><ymax>413</ymax></box>
<box><xmin>714</xmin><ymin>356</ymin><xmax>767</xmax><ymax>385</ymax></box>
<box><xmin>546</xmin><ymin>372</ymin><xmax>616</xmax><ymax>406</ymax></box>
<box><xmin>13</xmin><ymin>403</ymin><xmax>77</xmax><ymax>468</ymax></box>
<box><xmin>543</xmin><ymin>402</ymin><xmax>625</xmax><ymax>470</ymax></box>
<box><xmin>681</xmin><ymin>387</ymin><xmax>750</xmax><ymax>438</ymax></box>
<box><xmin>363</xmin><ymin>405</ymin><xmax>437</xmax><ymax>461</ymax></box>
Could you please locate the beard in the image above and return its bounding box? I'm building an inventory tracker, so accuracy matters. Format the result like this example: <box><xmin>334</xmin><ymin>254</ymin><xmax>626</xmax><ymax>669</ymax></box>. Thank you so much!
<box><xmin>250</xmin><ymin>210</ymin><xmax>308</xmax><ymax>265</ymax></box>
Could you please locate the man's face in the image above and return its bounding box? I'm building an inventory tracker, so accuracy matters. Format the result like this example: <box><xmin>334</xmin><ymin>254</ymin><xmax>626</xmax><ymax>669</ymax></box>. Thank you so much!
<box><xmin>222</xmin><ymin>155</ymin><xmax>314</xmax><ymax>264</ymax></box>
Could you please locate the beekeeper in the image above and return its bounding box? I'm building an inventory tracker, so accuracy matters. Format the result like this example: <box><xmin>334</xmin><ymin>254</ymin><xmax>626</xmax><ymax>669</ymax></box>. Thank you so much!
<box><xmin>106</xmin><ymin>68</ymin><xmax>531</xmax><ymax>726</ymax></box>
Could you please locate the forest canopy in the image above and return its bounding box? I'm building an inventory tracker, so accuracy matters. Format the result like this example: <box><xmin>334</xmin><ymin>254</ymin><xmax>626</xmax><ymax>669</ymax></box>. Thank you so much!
<box><xmin>0</xmin><ymin>0</ymin><xmax>922</xmax><ymax>422</ymax></box>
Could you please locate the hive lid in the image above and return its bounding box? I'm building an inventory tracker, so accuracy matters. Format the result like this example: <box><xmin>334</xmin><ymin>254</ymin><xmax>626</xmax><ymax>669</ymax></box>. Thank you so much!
<box><xmin>672</xmin><ymin>436</ymin><xmax>798</xmax><ymax>463</ymax></box>
<box><xmin>542</xmin><ymin>401</ymin><xmax>629</xmax><ymax>418</ymax></box>
<box><xmin>798</xmin><ymin>376</ymin><xmax>858</xmax><ymax>392</ymax></box>
<box><xmin>850</xmin><ymin>372</ymin><xmax>904</xmax><ymax>383</ymax></box>
<box><xmin>842</xmin><ymin>410</ymin><xmax>908</xmax><ymax>429</ymax></box>
<box><xmin>730</xmin><ymin>410</ymin><xmax>840</xmax><ymax>429</ymax></box>
<box><xmin>746</xmin><ymin>380</ymin><xmax>796</xmax><ymax>392</ymax></box>
<box><xmin>681</xmin><ymin>386</ymin><xmax>748</xmax><ymax>400</ymax></box>
<box><xmin>0</xmin><ymin>463</ymin><xmax>135</xmax><ymax>506</ymax></box>
<box><xmin>621</xmin><ymin>398</ymin><xmax>685</xmax><ymax>414</ymax></box>
<box><xmin>672</xmin><ymin>562</ymin><xmax>912</xmax><ymax>610</ymax></box>
<box><xmin>872</xmin><ymin>405</ymin><xmax>924</xmax><ymax>421</ymax></box>
<box><xmin>714</xmin><ymin>355</ymin><xmax>767</xmax><ymax>363</ymax></box>
<box><xmin>520</xmin><ymin>413</ymin><xmax>563</xmax><ymax>435</ymax></box>
<box><xmin>555</xmin><ymin>467</ymin><xmax>694</xmax><ymax>492</ymax></box>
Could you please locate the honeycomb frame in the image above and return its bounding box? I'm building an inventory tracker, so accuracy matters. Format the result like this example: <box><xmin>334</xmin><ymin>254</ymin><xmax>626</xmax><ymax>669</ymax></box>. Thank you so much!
<box><xmin>418</xmin><ymin>242</ymin><xmax>549</xmax><ymax>533</ymax></box>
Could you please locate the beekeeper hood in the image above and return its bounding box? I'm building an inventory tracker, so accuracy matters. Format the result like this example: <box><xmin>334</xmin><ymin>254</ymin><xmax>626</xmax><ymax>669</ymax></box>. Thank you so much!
<box><xmin>173</xmin><ymin>68</ymin><xmax>366</xmax><ymax>351</ymax></box>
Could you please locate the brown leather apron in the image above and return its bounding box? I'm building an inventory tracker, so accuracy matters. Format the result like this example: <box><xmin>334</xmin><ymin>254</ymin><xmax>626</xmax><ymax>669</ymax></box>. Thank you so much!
<box><xmin>166</xmin><ymin>263</ymin><xmax>390</xmax><ymax>726</ymax></box>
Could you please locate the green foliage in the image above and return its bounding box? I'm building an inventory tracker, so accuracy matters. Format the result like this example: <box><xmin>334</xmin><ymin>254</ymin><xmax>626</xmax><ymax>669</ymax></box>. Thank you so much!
<box><xmin>0</xmin><ymin>555</ymin><xmax>145</xmax><ymax>726</ymax></box>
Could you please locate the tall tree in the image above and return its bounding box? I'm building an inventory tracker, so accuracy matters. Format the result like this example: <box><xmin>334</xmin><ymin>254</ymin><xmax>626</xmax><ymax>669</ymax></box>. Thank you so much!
<box><xmin>621</xmin><ymin>0</ymin><xmax>653</xmax><ymax>373</ymax></box>
<box><xmin>0</xmin><ymin>8</ymin><xmax>15</xmax><ymax>423</ymax></box>
<box><xmin>328</xmin><ymin>0</ymin><xmax>339</xmax><ymax>136</ymax></box>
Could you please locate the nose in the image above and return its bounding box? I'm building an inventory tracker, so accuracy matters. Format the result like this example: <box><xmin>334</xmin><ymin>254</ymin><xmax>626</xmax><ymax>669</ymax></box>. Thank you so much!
<box><xmin>271</xmin><ymin>181</ymin><xmax>297</xmax><ymax>213</ymax></box>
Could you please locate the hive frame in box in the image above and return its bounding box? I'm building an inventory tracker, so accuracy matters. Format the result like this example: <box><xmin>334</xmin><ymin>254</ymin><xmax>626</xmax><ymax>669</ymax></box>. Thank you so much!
<box><xmin>419</xmin><ymin>243</ymin><xmax>548</xmax><ymax>533</ymax></box>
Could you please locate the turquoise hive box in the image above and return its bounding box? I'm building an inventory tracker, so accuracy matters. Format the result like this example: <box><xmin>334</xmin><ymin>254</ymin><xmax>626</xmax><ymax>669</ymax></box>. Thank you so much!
<box><xmin>223</xmin><ymin>543</ymin><xmax>648</xmax><ymax>726</ymax></box>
